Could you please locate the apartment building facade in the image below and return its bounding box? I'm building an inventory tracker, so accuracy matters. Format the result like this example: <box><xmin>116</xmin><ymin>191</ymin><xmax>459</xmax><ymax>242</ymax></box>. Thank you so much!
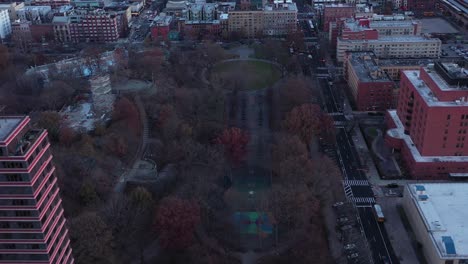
<box><xmin>386</xmin><ymin>62</ymin><xmax>468</xmax><ymax>179</ymax></box>
<box><xmin>228</xmin><ymin>1</ymin><xmax>297</xmax><ymax>38</ymax></box>
<box><xmin>337</xmin><ymin>36</ymin><xmax>441</xmax><ymax>62</ymax></box>
<box><xmin>0</xmin><ymin>116</ymin><xmax>74</xmax><ymax>263</ymax></box>
<box><xmin>322</xmin><ymin>3</ymin><xmax>355</xmax><ymax>32</ymax></box>
<box><xmin>68</xmin><ymin>9</ymin><xmax>119</xmax><ymax>42</ymax></box>
<box><xmin>0</xmin><ymin>9</ymin><xmax>10</xmax><ymax>39</ymax></box>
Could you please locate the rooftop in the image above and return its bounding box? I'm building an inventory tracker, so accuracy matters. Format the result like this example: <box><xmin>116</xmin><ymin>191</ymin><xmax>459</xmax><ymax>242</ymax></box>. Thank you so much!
<box><xmin>348</xmin><ymin>51</ymin><xmax>392</xmax><ymax>82</ymax></box>
<box><xmin>339</xmin><ymin>35</ymin><xmax>440</xmax><ymax>44</ymax></box>
<box><xmin>52</xmin><ymin>16</ymin><xmax>70</xmax><ymax>23</ymax></box>
<box><xmin>378</xmin><ymin>57</ymin><xmax>438</xmax><ymax>67</ymax></box>
<box><xmin>406</xmin><ymin>183</ymin><xmax>468</xmax><ymax>259</ymax></box>
<box><xmin>344</xmin><ymin>19</ymin><xmax>419</xmax><ymax>32</ymax></box>
<box><xmin>387</xmin><ymin>110</ymin><xmax>468</xmax><ymax>162</ymax></box>
<box><xmin>0</xmin><ymin>117</ymin><xmax>23</xmax><ymax>143</ymax></box>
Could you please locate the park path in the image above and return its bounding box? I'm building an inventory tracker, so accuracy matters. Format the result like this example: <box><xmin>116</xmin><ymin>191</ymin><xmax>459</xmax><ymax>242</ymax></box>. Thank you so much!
<box><xmin>113</xmin><ymin>94</ymin><xmax>149</xmax><ymax>193</ymax></box>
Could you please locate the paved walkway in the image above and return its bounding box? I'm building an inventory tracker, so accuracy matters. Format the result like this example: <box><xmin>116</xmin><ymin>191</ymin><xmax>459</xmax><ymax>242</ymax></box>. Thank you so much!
<box><xmin>113</xmin><ymin>94</ymin><xmax>149</xmax><ymax>193</ymax></box>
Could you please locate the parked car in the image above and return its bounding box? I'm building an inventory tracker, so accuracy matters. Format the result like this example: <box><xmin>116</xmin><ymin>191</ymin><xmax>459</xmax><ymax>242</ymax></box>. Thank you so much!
<box><xmin>337</xmin><ymin>217</ymin><xmax>348</xmax><ymax>223</ymax></box>
<box><xmin>387</xmin><ymin>183</ymin><xmax>399</xmax><ymax>188</ymax></box>
<box><xmin>347</xmin><ymin>253</ymin><xmax>359</xmax><ymax>259</ymax></box>
<box><xmin>340</xmin><ymin>225</ymin><xmax>353</xmax><ymax>231</ymax></box>
<box><xmin>344</xmin><ymin>244</ymin><xmax>356</xmax><ymax>251</ymax></box>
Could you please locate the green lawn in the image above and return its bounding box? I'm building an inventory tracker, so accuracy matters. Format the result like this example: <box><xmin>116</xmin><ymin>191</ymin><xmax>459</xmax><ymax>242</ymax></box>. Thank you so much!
<box><xmin>212</xmin><ymin>60</ymin><xmax>282</xmax><ymax>90</ymax></box>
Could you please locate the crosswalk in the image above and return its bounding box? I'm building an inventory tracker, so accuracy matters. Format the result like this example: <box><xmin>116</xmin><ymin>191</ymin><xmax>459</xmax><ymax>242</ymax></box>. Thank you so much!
<box><xmin>349</xmin><ymin>197</ymin><xmax>376</xmax><ymax>204</ymax></box>
<box><xmin>343</xmin><ymin>179</ymin><xmax>370</xmax><ymax>186</ymax></box>
<box><xmin>344</xmin><ymin>183</ymin><xmax>353</xmax><ymax>198</ymax></box>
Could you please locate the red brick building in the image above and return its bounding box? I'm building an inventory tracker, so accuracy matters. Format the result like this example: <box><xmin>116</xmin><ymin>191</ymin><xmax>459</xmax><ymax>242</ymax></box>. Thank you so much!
<box><xmin>69</xmin><ymin>9</ymin><xmax>119</xmax><ymax>43</ymax></box>
<box><xmin>344</xmin><ymin>51</ymin><xmax>395</xmax><ymax>111</ymax></box>
<box><xmin>0</xmin><ymin>116</ymin><xmax>74</xmax><ymax>263</ymax></box>
<box><xmin>150</xmin><ymin>14</ymin><xmax>172</xmax><ymax>40</ymax></box>
<box><xmin>29</xmin><ymin>0</ymin><xmax>70</xmax><ymax>8</ymax></box>
<box><xmin>386</xmin><ymin>62</ymin><xmax>468</xmax><ymax>179</ymax></box>
<box><xmin>406</xmin><ymin>0</ymin><xmax>435</xmax><ymax>15</ymax></box>
<box><xmin>322</xmin><ymin>4</ymin><xmax>355</xmax><ymax>32</ymax></box>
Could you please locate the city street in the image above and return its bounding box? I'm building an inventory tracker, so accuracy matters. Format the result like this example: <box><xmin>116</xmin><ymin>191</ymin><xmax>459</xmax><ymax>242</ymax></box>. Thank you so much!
<box><xmin>308</xmin><ymin>36</ymin><xmax>400</xmax><ymax>264</ymax></box>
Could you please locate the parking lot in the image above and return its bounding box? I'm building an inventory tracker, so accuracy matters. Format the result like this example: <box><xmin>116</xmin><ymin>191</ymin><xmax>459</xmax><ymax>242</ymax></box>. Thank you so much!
<box><xmin>333</xmin><ymin>202</ymin><xmax>373</xmax><ymax>264</ymax></box>
<box><xmin>420</xmin><ymin>18</ymin><xmax>460</xmax><ymax>34</ymax></box>
<box><xmin>441</xmin><ymin>44</ymin><xmax>468</xmax><ymax>59</ymax></box>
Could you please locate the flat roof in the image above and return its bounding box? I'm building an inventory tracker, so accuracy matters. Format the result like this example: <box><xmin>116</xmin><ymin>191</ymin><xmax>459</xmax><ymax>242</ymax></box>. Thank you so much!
<box><xmin>387</xmin><ymin>110</ymin><xmax>468</xmax><ymax>162</ymax></box>
<box><xmin>403</xmin><ymin>69</ymin><xmax>468</xmax><ymax>105</ymax></box>
<box><xmin>349</xmin><ymin>52</ymin><xmax>392</xmax><ymax>82</ymax></box>
<box><xmin>0</xmin><ymin>117</ymin><xmax>24</xmax><ymax>143</ymax></box>
<box><xmin>407</xmin><ymin>183</ymin><xmax>468</xmax><ymax>259</ymax></box>
<box><xmin>345</xmin><ymin>19</ymin><xmax>419</xmax><ymax>32</ymax></box>
<box><xmin>339</xmin><ymin>36</ymin><xmax>441</xmax><ymax>44</ymax></box>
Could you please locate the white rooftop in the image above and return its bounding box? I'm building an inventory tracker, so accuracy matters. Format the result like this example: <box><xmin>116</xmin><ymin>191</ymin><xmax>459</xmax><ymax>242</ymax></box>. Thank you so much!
<box><xmin>339</xmin><ymin>35</ymin><xmax>440</xmax><ymax>44</ymax></box>
<box><xmin>407</xmin><ymin>183</ymin><xmax>468</xmax><ymax>259</ymax></box>
<box><xmin>387</xmin><ymin>110</ymin><xmax>468</xmax><ymax>162</ymax></box>
<box><xmin>403</xmin><ymin>69</ymin><xmax>468</xmax><ymax>106</ymax></box>
<box><xmin>0</xmin><ymin>117</ymin><xmax>23</xmax><ymax>142</ymax></box>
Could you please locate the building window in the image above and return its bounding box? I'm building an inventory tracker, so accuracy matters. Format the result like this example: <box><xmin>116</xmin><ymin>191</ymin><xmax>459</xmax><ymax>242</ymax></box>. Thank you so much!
<box><xmin>447</xmin><ymin>114</ymin><xmax>451</xmax><ymax>120</ymax></box>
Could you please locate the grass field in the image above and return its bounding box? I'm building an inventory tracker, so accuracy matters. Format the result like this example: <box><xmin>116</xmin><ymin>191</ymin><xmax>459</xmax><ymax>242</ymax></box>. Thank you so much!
<box><xmin>212</xmin><ymin>60</ymin><xmax>282</xmax><ymax>90</ymax></box>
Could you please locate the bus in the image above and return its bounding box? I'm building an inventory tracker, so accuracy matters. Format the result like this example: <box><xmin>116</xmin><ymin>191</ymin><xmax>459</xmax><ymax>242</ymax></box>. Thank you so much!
<box><xmin>373</xmin><ymin>204</ymin><xmax>385</xmax><ymax>222</ymax></box>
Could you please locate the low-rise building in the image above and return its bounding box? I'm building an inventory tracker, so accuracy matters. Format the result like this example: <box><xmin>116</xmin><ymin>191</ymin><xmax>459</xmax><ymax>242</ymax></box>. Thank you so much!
<box><xmin>337</xmin><ymin>35</ymin><xmax>441</xmax><ymax>62</ymax></box>
<box><xmin>344</xmin><ymin>51</ymin><xmax>395</xmax><ymax>111</ymax></box>
<box><xmin>104</xmin><ymin>4</ymin><xmax>132</xmax><ymax>37</ymax></box>
<box><xmin>386</xmin><ymin>62</ymin><xmax>468</xmax><ymax>179</ymax></box>
<box><xmin>150</xmin><ymin>13</ymin><xmax>172</xmax><ymax>40</ymax></box>
<box><xmin>403</xmin><ymin>183</ymin><xmax>468</xmax><ymax>264</ymax></box>
<box><xmin>439</xmin><ymin>0</ymin><xmax>468</xmax><ymax>30</ymax></box>
<box><xmin>0</xmin><ymin>9</ymin><xmax>11</xmax><ymax>39</ymax></box>
<box><xmin>17</xmin><ymin>5</ymin><xmax>52</xmax><ymax>23</ymax></box>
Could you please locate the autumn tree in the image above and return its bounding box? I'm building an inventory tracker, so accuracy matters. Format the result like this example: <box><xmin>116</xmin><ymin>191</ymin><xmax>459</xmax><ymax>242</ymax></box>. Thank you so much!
<box><xmin>0</xmin><ymin>45</ymin><xmax>9</xmax><ymax>72</ymax></box>
<box><xmin>279</xmin><ymin>76</ymin><xmax>314</xmax><ymax>113</ymax></box>
<box><xmin>269</xmin><ymin>184</ymin><xmax>312</xmax><ymax>230</ymax></box>
<box><xmin>59</xmin><ymin>125</ymin><xmax>76</xmax><ymax>147</ymax></box>
<box><xmin>112</xmin><ymin>96</ymin><xmax>140</xmax><ymax>135</ymax></box>
<box><xmin>214</xmin><ymin>127</ymin><xmax>249</xmax><ymax>165</ymax></box>
<box><xmin>154</xmin><ymin>197</ymin><xmax>201</xmax><ymax>250</ymax></box>
<box><xmin>37</xmin><ymin>111</ymin><xmax>61</xmax><ymax>141</ymax></box>
<box><xmin>283</xmin><ymin>104</ymin><xmax>334</xmax><ymax>146</ymax></box>
<box><xmin>40</xmin><ymin>80</ymin><xmax>75</xmax><ymax>110</ymax></box>
<box><xmin>69</xmin><ymin>212</ymin><xmax>113</xmax><ymax>264</ymax></box>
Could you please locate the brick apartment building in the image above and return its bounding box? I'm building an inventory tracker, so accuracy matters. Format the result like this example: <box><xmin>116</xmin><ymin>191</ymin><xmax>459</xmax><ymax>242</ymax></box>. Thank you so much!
<box><xmin>64</xmin><ymin>9</ymin><xmax>119</xmax><ymax>42</ymax></box>
<box><xmin>0</xmin><ymin>116</ymin><xmax>74</xmax><ymax>263</ymax></box>
<box><xmin>386</xmin><ymin>62</ymin><xmax>468</xmax><ymax>179</ymax></box>
<box><xmin>344</xmin><ymin>51</ymin><xmax>395</xmax><ymax>111</ymax></box>
<box><xmin>228</xmin><ymin>0</ymin><xmax>297</xmax><ymax>38</ymax></box>
<box><xmin>150</xmin><ymin>14</ymin><xmax>173</xmax><ymax>40</ymax></box>
<box><xmin>321</xmin><ymin>3</ymin><xmax>355</xmax><ymax>32</ymax></box>
<box><xmin>28</xmin><ymin>0</ymin><xmax>70</xmax><ymax>8</ymax></box>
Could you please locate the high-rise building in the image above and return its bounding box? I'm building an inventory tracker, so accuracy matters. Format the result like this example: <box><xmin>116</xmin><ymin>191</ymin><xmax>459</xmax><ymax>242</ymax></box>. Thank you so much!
<box><xmin>0</xmin><ymin>116</ymin><xmax>74</xmax><ymax>263</ymax></box>
<box><xmin>386</xmin><ymin>62</ymin><xmax>468</xmax><ymax>179</ymax></box>
<box><xmin>0</xmin><ymin>9</ymin><xmax>11</xmax><ymax>39</ymax></box>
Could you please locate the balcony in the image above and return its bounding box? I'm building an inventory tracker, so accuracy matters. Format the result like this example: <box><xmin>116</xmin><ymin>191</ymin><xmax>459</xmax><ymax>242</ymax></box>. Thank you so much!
<box><xmin>12</xmin><ymin>130</ymin><xmax>44</xmax><ymax>157</ymax></box>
